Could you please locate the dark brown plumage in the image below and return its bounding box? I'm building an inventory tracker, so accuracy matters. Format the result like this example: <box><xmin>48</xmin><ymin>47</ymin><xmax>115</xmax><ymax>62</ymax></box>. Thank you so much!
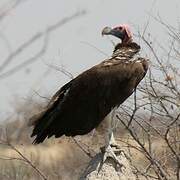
<box><xmin>30</xmin><ymin>24</ymin><xmax>149</xmax><ymax>144</ymax></box>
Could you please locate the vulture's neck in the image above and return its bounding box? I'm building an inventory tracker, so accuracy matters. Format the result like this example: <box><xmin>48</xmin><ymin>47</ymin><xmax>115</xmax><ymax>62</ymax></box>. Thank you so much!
<box><xmin>112</xmin><ymin>42</ymin><xmax>140</xmax><ymax>60</ymax></box>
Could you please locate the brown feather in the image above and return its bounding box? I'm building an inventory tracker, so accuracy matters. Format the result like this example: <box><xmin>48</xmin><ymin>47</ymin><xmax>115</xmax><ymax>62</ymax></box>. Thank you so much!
<box><xmin>30</xmin><ymin>42</ymin><xmax>149</xmax><ymax>144</ymax></box>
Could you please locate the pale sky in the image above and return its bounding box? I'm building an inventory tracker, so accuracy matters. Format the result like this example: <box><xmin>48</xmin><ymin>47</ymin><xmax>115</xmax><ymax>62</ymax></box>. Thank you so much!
<box><xmin>0</xmin><ymin>0</ymin><xmax>180</xmax><ymax>120</ymax></box>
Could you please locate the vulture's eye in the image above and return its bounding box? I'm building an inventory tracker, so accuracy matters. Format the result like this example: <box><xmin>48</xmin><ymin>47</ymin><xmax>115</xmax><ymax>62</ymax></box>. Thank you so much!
<box><xmin>118</xmin><ymin>27</ymin><xmax>123</xmax><ymax>30</ymax></box>
<box><xmin>114</xmin><ymin>27</ymin><xmax>122</xmax><ymax>31</ymax></box>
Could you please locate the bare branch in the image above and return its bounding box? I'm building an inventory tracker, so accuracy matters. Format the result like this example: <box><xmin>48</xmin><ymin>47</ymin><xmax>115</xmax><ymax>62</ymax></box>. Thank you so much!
<box><xmin>0</xmin><ymin>10</ymin><xmax>86</xmax><ymax>79</ymax></box>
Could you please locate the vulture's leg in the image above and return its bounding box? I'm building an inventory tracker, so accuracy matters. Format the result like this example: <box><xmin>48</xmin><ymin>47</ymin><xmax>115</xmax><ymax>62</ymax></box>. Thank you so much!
<box><xmin>109</xmin><ymin>109</ymin><xmax>120</xmax><ymax>148</ymax></box>
<box><xmin>106</xmin><ymin>109</ymin><xmax>120</xmax><ymax>148</ymax></box>
<box><xmin>101</xmin><ymin>111</ymin><xmax>122</xmax><ymax>166</ymax></box>
<box><xmin>108</xmin><ymin>129</ymin><xmax>121</xmax><ymax>149</ymax></box>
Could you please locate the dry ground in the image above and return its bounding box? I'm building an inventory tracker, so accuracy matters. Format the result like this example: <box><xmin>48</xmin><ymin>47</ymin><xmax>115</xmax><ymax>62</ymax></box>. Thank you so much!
<box><xmin>0</xmin><ymin>129</ymin><xmax>176</xmax><ymax>180</ymax></box>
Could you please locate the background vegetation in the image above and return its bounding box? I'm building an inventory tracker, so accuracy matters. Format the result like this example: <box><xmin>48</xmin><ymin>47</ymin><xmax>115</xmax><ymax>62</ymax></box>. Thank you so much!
<box><xmin>0</xmin><ymin>1</ymin><xmax>179</xmax><ymax>180</ymax></box>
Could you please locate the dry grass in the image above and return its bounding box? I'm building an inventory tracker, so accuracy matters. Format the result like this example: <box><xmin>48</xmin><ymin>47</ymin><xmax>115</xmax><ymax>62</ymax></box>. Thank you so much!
<box><xmin>0</xmin><ymin>138</ymin><xmax>91</xmax><ymax>180</ymax></box>
<box><xmin>0</xmin><ymin>130</ymin><xmax>177</xmax><ymax>180</ymax></box>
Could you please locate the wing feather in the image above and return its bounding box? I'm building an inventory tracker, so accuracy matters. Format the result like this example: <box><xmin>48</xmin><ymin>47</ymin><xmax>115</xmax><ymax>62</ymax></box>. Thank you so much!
<box><xmin>30</xmin><ymin>57</ymin><xmax>148</xmax><ymax>144</ymax></box>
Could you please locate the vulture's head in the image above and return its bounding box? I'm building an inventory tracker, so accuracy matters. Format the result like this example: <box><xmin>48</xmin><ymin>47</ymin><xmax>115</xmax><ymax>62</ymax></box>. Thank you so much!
<box><xmin>102</xmin><ymin>24</ymin><xmax>133</xmax><ymax>44</ymax></box>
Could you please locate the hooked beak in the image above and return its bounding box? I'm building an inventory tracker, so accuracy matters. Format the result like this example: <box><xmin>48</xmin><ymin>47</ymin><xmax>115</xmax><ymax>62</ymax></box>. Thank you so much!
<box><xmin>101</xmin><ymin>26</ymin><xmax>112</xmax><ymax>36</ymax></box>
<box><xmin>101</xmin><ymin>26</ymin><xmax>125</xmax><ymax>40</ymax></box>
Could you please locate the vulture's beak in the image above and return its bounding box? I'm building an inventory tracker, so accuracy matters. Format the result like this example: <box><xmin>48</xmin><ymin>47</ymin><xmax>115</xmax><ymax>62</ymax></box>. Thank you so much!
<box><xmin>102</xmin><ymin>26</ymin><xmax>125</xmax><ymax>40</ymax></box>
<box><xmin>102</xmin><ymin>26</ymin><xmax>112</xmax><ymax>36</ymax></box>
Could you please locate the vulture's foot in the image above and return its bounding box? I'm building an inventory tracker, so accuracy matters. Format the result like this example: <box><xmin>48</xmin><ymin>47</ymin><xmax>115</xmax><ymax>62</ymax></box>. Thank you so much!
<box><xmin>101</xmin><ymin>144</ymin><xmax>123</xmax><ymax>168</ymax></box>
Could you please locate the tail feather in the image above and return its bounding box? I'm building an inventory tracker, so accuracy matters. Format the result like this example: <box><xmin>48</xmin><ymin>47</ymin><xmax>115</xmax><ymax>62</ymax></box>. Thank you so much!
<box><xmin>30</xmin><ymin>80</ymin><xmax>73</xmax><ymax>144</ymax></box>
<box><xmin>32</xmin><ymin>132</ymin><xmax>47</xmax><ymax>144</ymax></box>
<box><xmin>31</xmin><ymin>106</ymin><xmax>62</xmax><ymax>144</ymax></box>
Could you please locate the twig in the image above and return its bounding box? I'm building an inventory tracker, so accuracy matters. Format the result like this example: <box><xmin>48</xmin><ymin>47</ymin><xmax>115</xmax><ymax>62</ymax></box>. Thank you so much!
<box><xmin>72</xmin><ymin>138</ymin><xmax>93</xmax><ymax>158</ymax></box>
<box><xmin>0</xmin><ymin>10</ymin><xmax>86</xmax><ymax>79</ymax></box>
<box><xmin>0</xmin><ymin>137</ymin><xmax>47</xmax><ymax>180</ymax></box>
